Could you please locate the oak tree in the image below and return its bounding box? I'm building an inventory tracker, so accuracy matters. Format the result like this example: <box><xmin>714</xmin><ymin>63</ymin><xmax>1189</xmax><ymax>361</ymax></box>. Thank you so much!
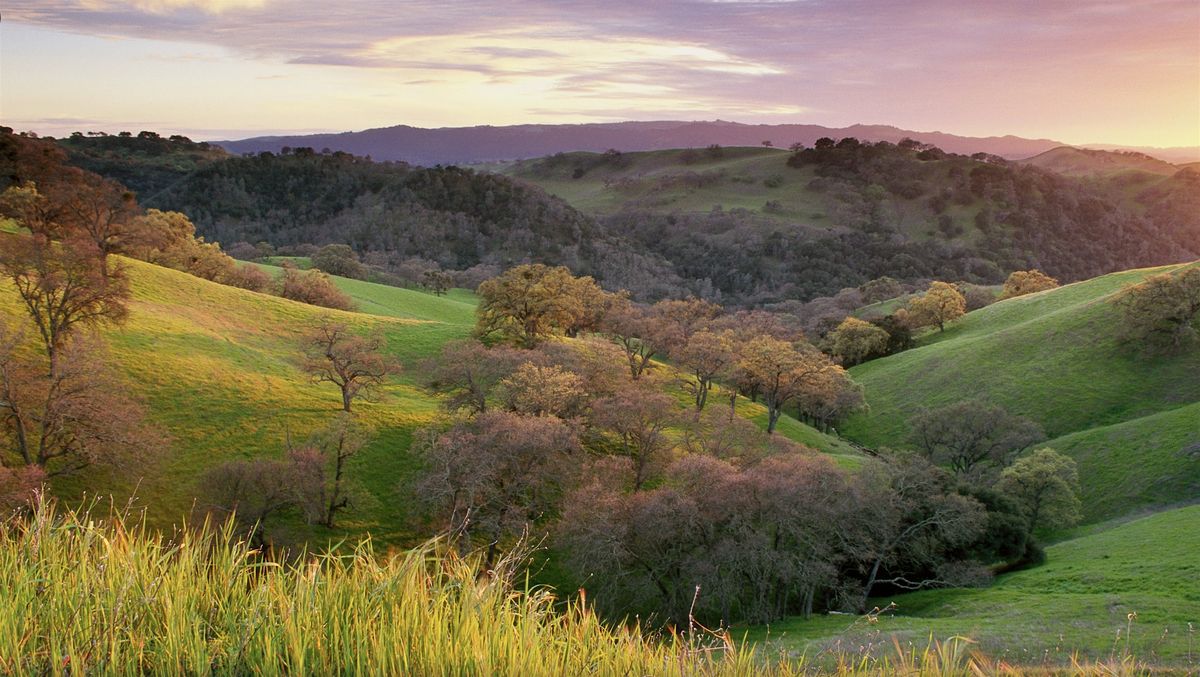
<box><xmin>828</xmin><ymin>316</ymin><xmax>889</xmax><ymax>366</ymax></box>
<box><xmin>998</xmin><ymin>447</ymin><xmax>1081</xmax><ymax>535</ymax></box>
<box><xmin>909</xmin><ymin>401</ymin><xmax>1044</xmax><ymax>476</ymax></box>
<box><xmin>301</xmin><ymin>318</ymin><xmax>396</xmax><ymax>412</ymax></box>
<box><xmin>907</xmin><ymin>281</ymin><xmax>966</xmax><ymax>332</ymax></box>
<box><xmin>1114</xmin><ymin>267</ymin><xmax>1200</xmax><ymax>352</ymax></box>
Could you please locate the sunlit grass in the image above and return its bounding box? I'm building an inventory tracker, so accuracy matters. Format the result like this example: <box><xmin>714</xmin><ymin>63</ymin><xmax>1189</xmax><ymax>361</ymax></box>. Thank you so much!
<box><xmin>0</xmin><ymin>496</ymin><xmax>1174</xmax><ymax>675</ymax></box>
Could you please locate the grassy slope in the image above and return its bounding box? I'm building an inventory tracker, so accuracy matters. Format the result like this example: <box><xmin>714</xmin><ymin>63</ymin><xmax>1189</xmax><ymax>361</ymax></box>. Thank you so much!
<box><xmin>0</xmin><ymin>257</ymin><xmax>476</xmax><ymax>544</ymax></box>
<box><xmin>1</xmin><ymin>254</ymin><xmax>851</xmax><ymax>543</ymax></box>
<box><xmin>749</xmin><ymin>505</ymin><xmax>1200</xmax><ymax>665</ymax></box>
<box><xmin>840</xmin><ymin>261</ymin><xmax>1200</xmax><ymax>522</ymax></box>
<box><xmin>492</xmin><ymin>148</ymin><xmax>983</xmax><ymax>242</ymax></box>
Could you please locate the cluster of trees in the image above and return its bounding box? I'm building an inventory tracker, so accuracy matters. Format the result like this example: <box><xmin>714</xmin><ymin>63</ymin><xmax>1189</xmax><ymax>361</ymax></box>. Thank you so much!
<box><xmin>473</xmin><ymin>265</ymin><xmax>863</xmax><ymax>432</ymax></box>
<box><xmin>597</xmin><ymin>139</ymin><xmax>1193</xmax><ymax>303</ymax></box>
<box><xmin>203</xmin><ymin>414</ymin><xmax>371</xmax><ymax>543</ymax></box>
<box><xmin>2</xmin><ymin>130</ymin><xmax>359</xmax><ymax>311</ymax></box>
<box><xmin>58</xmin><ymin>130</ymin><xmax>224</xmax><ymax>198</ymax></box>
<box><xmin>404</xmin><ymin>264</ymin><xmax>1083</xmax><ymax>627</ymax></box>
<box><xmin>808</xmin><ymin>280</ymin><xmax>967</xmax><ymax>367</ymax></box>
<box><xmin>139</xmin><ymin>149</ymin><xmax>609</xmax><ymax>279</ymax></box>
<box><xmin>201</xmin><ymin>318</ymin><xmax>399</xmax><ymax>542</ymax></box>
<box><xmin>411</xmin><ymin>338</ymin><xmax>1075</xmax><ymax>627</ymax></box>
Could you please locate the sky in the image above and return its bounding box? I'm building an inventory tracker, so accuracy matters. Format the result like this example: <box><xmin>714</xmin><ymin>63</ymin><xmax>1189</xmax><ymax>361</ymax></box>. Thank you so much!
<box><xmin>1</xmin><ymin>0</ymin><xmax>1198</xmax><ymax>146</ymax></box>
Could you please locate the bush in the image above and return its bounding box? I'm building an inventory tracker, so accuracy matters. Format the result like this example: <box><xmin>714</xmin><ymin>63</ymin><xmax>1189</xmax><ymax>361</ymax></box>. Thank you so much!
<box><xmin>276</xmin><ymin>263</ymin><xmax>355</xmax><ymax>310</ymax></box>
<box><xmin>1000</xmin><ymin>269</ymin><xmax>1059</xmax><ymax>299</ymax></box>
<box><xmin>957</xmin><ymin>283</ymin><xmax>997</xmax><ymax>311</ymax></box>
<box><xmin>311</xmin><ymin>244</ymin><xmax>366</xmax><ymax>280</ymax></box>
<box><xmin>221</xmin><ymin>264</ymin><xmax>272</xmax><ymax>292</ymax></box>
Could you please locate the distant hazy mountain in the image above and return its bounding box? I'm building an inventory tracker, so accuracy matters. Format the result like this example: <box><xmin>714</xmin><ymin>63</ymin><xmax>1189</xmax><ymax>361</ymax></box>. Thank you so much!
<box><xmin>217</xmin><ymin>120</ymin><xmax>1078</xmax><ymax>165</ymax></box>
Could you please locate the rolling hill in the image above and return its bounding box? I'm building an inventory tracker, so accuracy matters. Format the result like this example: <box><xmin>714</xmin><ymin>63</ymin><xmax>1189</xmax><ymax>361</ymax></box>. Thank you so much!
<box><xmin>840</xmin><ymin>261</ymin><xmax>1200</xmax><ymax>523</ymax></box>
<box><xmin>492</xmin><ymin>144</ymin><xmax>1198</xmax><ymax>302</ymax></box>
<box><xmin>42</xmin><ymin>130</ymin><xmax>1200</xmax><ymax>306</ymax></box>
<box><xmin>0</xmin><ymin>250</ymin><xmax>855</xmax><ymax>544</ymax></box>
<box><xmin>1019</xmin><ymin>146</ymin><xmax>1180</xmax><ymax>178</ymax></box>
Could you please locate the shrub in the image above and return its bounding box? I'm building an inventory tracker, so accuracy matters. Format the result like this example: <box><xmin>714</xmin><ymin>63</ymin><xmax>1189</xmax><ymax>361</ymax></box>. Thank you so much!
<box><xmin>311</xmin><ymin>243</ymin><xmax>367</xmax><ymax>280</ymax></box>
<box><xmin>1000</xmin><ymin>269</ymin><xmax>1059</xmax><ymax>299</ymax></box>
<box><xmin>276</xmin><ymin>263</ymin><xmax>355</xmax><ymax>310</ymax></box>
<box><xmin>220</xmin><ymin>264</ymin><xmax>271</xmax><ymax>292</ymax></box>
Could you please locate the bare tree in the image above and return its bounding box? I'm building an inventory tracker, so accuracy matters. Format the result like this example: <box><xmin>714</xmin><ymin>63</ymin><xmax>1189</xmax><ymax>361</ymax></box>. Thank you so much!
<box><xmin>416</xmin><ymin>410</ymin><xmax>580</xmax><ymax>568</ymax></box>
<box><xmin>291</xmin><ymin>414</ymin><xmax>372</xmax><ymax>528</ymax></box>
<box><xmin>63</xmin><ymin>172</ymin><xmax>140</xmax><ymax>267</ymax></box>
<box><xmin>908</xmin><ymin>401</ymin><xmax>1044</xmax><ymax>476</ymax></box>
<box><xmin>420</xmin><ymin>341</ymin><xmax>529</xmax><ymax>415</ymax></box>
<box><xmin>675</xmin><ymin>329</ymin><xmax>736</xmax><ymax>412</ymax></box>
<box><xmin>738</xmin><ymin>335</ymin><xmax>840</xmax><ymax>433</ymax></box>
<box><xmin>201</xmin><ymin>457</ymin><xmax>294</xmax><ymax>546</ymax></box>
<box><xmin>592</xmin><ymin>386</ymin><xmax>679</xmax><ymax>490</ymax></box>
<box><xmin>301</xmin><ymin>318</ymin><xmax>396</xmax><ymax>412</ymax></box>
<box><xmin>601</xmin><ymin>300</ymin><xmax>672</xmax><ymax>380</ymax></box>
<box><xmin>497</xmin><ymin>363</ymin><xmax>588</xmax><ymax>419</ymax></box>
<box><xmin>0</xmin><ymin>323</ymin><xmax>160</xmax><ymax>476</ymax></box>
<box><xmin>847</xmin><ymin>457</ymin><xmax>988</xmax><ymax>611</ymax></box>
<box><xmin>0</xmin><ymin>224</ymin><xmax>129</xmax><ymax>371</ymax></box>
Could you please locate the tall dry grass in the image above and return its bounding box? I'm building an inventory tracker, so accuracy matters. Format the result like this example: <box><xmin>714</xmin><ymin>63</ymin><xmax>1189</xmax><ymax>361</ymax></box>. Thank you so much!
<box><xmin>0</xmin><ymin>496</ymin><xmax>1162</xmax><ymax>675</ymax></box>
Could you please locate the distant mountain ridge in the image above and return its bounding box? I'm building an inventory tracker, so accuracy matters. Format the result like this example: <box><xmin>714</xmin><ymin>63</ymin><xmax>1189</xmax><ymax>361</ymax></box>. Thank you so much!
<box><xmin>216</xmin><ymin>120</ymin><xmax>1084</xmax><ymax>165</ymax></box>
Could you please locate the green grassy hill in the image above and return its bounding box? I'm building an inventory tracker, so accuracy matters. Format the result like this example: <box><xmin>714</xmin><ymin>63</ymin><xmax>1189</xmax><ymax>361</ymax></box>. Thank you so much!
<box><xmin>840</xmin><ymin>261</ymin><xmax>1200</xmax><ymax>522</ymax></box>
<box><xmin>750</xmin><ymin>504</ymin><xmax>1200</xmax><ymax>665</ymax></box>
<box><xmin>491</xmin><ymin>147</ymin><xmax>986</xmax><ymax>243</ymax></box>
<box><xmin>1</xmin><ymin>258</ymin><xmax>476</xmax><ymax>544</ymax></box>
<box><xmin>0</xmin><ymin>254</ymin><xmax>852</xmax><ymax>544</ymax></box>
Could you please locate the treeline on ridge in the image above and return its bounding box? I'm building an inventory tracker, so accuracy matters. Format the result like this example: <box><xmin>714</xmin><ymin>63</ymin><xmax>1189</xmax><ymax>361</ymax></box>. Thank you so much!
<box><xmin>42</xmin><ymin>131</ymin><xmax>1200</xmax><ymax>305</ymax></box>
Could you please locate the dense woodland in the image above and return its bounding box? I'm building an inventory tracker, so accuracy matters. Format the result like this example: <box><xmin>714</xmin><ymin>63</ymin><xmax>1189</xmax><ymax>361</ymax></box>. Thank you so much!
<box><xmin>52</xmin><ymin>131</ymin><xmax>1199</xmax><ymax>305</ymax></box>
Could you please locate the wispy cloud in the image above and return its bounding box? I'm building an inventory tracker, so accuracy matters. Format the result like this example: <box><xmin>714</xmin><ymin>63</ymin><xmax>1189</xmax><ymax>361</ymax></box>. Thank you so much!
<box><xmin>2</xmin><ymin>0</ymin><xmax>1197</xmax><ymax>145</ymax></box>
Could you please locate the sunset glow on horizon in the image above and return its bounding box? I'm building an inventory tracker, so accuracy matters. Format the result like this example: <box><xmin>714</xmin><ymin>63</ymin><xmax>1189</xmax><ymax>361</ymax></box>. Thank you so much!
<box><xmin>2</xmin><ymin>0</ymin><xmax>1197</xmax><ymax>148</ymax></box>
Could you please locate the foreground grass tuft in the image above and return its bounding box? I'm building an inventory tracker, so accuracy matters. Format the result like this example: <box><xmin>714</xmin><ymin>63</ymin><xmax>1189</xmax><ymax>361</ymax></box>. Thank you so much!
<box><xmin>0</xmin><ymin>497</ymin><xmax>1179</xmax><ymax>675</ymax></box>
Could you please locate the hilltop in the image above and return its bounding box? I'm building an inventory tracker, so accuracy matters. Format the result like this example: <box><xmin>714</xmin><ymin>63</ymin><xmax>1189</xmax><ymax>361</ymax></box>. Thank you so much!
<box><xmin>840</xmin><ymin>261</ymin><xmax>1200</xmax><ymax>523</ymax></box>
<box><xmin>214</xmin><ymin>119</ymin><xmax>1198</xmax><ymax>166</ymax></box>
<box><xmin>1019</xmin><ymin>146</ymin><xmax>1180</xmax><ymax>178</ymax></box>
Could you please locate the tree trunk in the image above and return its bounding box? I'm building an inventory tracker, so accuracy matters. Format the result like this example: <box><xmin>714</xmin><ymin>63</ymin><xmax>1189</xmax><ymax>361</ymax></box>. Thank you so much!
<box><xmin>325</xmin><ymin>451</ymin><xmax>347</xmax><ymax>528</ymax></box>
<box><xmin>341</xmin><ymin>387</ymin><xmax>352</xmax><ymax>412</ymax></box>
<box><xmin>860</xmin><ymin>557</ymin><xmax>884</xmax><ymax>612</ymax></box>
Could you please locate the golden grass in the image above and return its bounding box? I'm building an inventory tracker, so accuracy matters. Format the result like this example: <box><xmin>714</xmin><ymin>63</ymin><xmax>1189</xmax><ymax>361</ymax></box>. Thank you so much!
<box><xmin>0</xmin><ymin>497</ymin><xmax>1169</xmax><ymax>676</ymax></box>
